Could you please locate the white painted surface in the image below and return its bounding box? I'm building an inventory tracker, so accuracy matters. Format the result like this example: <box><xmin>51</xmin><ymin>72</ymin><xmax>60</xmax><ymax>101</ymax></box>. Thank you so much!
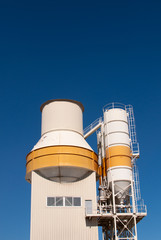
<box><xmin>105</xmin><ymin>121</ymin><xmax>129</xmax><ymax>134</ymax></box>
<box><xmin>107</xmin><ymin>166</ymin><xmax>132</xmax><ymax>198</ymax></box>
<box><xmin>104</xmin><ymin>109</ymin><xmax>130</xmax><ymax>147</ymax></box>
<box><xmin>41</xmin><ymin>100</ymin><xmax>83</xmax><ymax>136</ymax></box>
<box><xmin>104</xmin><ymin>108</ymin><xmax>128</xmax><ymax>123</ymax></box>
<box><xmin>107</xmin><ymin>166</ymin><xmax>132</xmax><ymax>182</ymax></box>
<box><xmin>30</xmin><ymin>171</ymin><xmax>98</xmax><ymax>240</ymax></box>
<box><xmin>105</xmin><ymin>132</ymin><xmax>130</xmax><ymax>147</ymax></box>
<box><xmin>33</xmin><ymin>130</ymin><xmax>92</xmax><ymax>151</ymax></box>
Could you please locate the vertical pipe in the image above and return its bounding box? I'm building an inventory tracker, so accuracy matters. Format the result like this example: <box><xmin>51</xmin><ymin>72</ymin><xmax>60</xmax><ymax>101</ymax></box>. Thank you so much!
<box><xmin>97</xmin><ymin>131</ymin><xmax>102</xmax><ymax>185</ymax></box>
<box><xmin>101</xmin><ymin>124</ymin><xmax>106</xmax><ymax>179</ymax></box>
<box><xmin>134</xmin><ymin>216</ymin><xmax>138</xmax><ymax>240</ymax></box>
<box><xmin>114</xmin><ymin>216</ymin><xmax>117</xmax><ymax>240</ymax></box>
<box><xmin>102</xmin><ymin>230</ymin><xmax>105</xmax><ymax>240</ymax></box>
<box><xmin>131</xmin><ymin>177</ymin><xmax>136</xmax><ymax>214</ymax></box>
<box><xmin>112</xmin><ymin>180</ymin><xmax>116</xmax><ymax>214</ymax></box>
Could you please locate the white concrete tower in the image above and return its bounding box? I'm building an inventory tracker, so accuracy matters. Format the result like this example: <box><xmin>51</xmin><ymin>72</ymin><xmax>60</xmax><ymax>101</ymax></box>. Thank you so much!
<box><xmin>26</xmin><ymin>99</ymin><xmax>99</xmax><ymax>240</ymax></box>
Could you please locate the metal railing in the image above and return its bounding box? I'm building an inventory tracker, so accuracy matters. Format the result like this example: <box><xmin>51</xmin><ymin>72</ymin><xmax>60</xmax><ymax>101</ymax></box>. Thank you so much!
<box><xmin>85</xmin><ymin>207</ymin><xmax>111</xmax><ymax>215</ymax></box>
<box><xmin>132</xmin><ymin>161</ymin><xmax>141</xmax><ymax>204</ymax></box>
<box><xmin>83</xmin><ymin>117</ymin><xmax>102</xmax><ymax>136</ymax></box>
<box><xmin>136</xmin><ymin>203</ymin><xmax>147</xmax><ymax>214</ymax></box>
<box><xmin>103</xmin><ymin>102</ymin><xmax>126</xmax><ymax>112</ymax></box>
<box><xmin>85</xmin><ymin>203</ymin><xmax>147</xmax><ymax>216</ymax></box>
<box><xmin>131</xmin><ymin>143</ymin><xmax>140</xmax><ymax>156</ymax></box>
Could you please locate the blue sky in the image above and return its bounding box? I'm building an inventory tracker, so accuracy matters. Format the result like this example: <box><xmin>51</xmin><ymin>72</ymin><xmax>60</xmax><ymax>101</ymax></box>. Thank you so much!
<box><xmin>0</xmin><ymin>0</ymin><xmax>161</xmax><ymax>239</ymax></box>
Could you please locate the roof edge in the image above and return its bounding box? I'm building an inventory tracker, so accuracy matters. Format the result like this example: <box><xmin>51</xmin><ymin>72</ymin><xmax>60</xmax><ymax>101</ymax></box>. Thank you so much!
<box><xmin>40</xmin><ymin>99</ymin><xmax>84</xmax><ymax>112</ymax></box>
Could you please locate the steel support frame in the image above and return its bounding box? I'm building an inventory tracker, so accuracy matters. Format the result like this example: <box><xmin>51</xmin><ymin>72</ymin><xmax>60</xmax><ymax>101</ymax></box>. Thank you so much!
<box><xmin>105</xmin><ymin>178</ymin><xmax>138</xmax><ymax>240</ymax></box>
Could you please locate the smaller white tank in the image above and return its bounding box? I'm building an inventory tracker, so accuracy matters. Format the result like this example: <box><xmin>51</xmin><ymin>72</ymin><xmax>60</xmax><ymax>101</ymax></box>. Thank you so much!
<box><xmin>104</xmin><ymin>106</ymin><xmax>132</xmax><ymax>201</ymax></box>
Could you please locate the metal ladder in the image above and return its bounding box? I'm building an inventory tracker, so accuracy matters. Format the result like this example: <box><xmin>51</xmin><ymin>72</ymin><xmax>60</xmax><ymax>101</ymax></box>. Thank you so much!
<box><xmin>132</xmin><ymin>162</ymin><xmax>141</xmax><ymax>211</ymax></box>
<box><xmin>126</xmin><ymin>105</ymin><xmax>139</xmax><ymax>157</ymax></box>
<box><xmin>126</xmin><ymin>105</ymin><xmax>141</xmax><ymax>212</ymax></box>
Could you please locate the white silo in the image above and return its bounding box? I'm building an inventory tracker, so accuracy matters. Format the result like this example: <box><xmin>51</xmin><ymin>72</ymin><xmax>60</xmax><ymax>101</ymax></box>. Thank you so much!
<box><xmin>26</xmin><ymin>99</ymin><xmax>99</xmax><ymax>240</ymax></box>
<box><xmin>104</xmin><ymin>105</ymin><xmax>132</xmax><ymax>203</ymax></box>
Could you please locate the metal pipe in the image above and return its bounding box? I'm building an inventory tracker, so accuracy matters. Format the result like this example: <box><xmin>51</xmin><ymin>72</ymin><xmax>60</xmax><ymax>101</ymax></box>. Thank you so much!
<box><xmin>84</xmin><ymin>122</ymin><xmax>102</xmax><ymax>139</ymax></box>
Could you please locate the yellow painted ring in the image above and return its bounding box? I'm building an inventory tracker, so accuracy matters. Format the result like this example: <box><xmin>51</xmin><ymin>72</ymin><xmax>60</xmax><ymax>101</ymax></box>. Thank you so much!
<box><xmin>106</xmin><ymin>145</ymin><xmax>132</xmax><ymax>169</ymax></box>
<box><xmin>26</xmin><ymin>145</ymin><xmax>99</xmax><ymax>179</ymax></box>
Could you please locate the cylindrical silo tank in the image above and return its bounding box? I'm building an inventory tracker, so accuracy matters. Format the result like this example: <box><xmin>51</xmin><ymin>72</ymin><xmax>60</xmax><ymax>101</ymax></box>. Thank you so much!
<box><xmin>104</xmin><ymin>104</ymin><xmax>132</xmax><ymax>201</ymax></box>
<box><xmin>26</xmin><ymin>99</ymin><xmax>99</xmax><ymax>183</ymax></box>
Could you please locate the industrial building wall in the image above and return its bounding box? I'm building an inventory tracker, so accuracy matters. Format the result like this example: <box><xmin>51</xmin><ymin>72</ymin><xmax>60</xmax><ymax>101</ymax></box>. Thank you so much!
<box><xmin>30</xmin><ymin>171</ymin><xmax>98</xmax><ymax>240</ymax></box>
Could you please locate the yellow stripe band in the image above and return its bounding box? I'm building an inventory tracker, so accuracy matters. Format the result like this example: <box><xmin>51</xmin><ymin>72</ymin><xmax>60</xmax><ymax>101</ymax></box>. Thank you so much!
<box><xmin>26</xmin><ymin>145</ymin><xmax>99</xmax><ymax>179</ymax></box>
<box><xmin>106</xmin><ymin>145</ymin><xmax>131</xmax><ymax>169</ymax></box>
